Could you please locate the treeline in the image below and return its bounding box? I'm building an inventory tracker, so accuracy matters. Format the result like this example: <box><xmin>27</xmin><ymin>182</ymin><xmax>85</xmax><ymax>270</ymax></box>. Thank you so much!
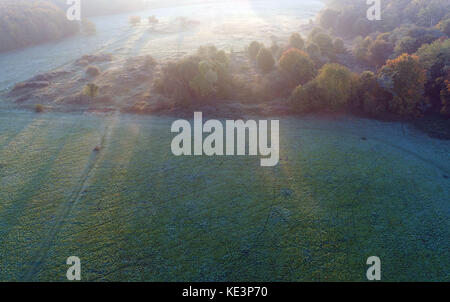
<box><xmin>0</xmin><ymin>0</ymin><xmax>79</xmax><ymax>53</ymax></box>
<box><xmin>0</xmin><ymin>0</ymin><xmax>149</xmax><ymax>53</ymax></box>
<box><xmin>313</xmin><ymin>0</ymin><xmax>450</xmax><ymax>116</ymax></box>
<box><xmin>320</xmin><ymin>0</ymin><xmax>449</xmax><ymax>37</ymax></box>
<box><xmin>153</xmin><ymin>29</ymin><xmax>448</xmax><ymax>119</ymax></box>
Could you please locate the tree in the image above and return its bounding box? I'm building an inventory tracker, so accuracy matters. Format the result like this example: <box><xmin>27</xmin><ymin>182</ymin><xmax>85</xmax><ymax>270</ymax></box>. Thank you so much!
<box><xmin>416</xmin><ymin>38</ymin><xmax>450</xmax><ymax>111</ymax></box>
<box><xmin>352</xmin><ymin>36</ymin><xmax>372</xmax><ymax>63</ymax></box>
<box><xmin>256</xmin><ymin>47</ymin><xmax>275</xmax><ymax>73</ymax></box>
<box><xmin>353</xmin><ymin>71</ymin><xmax>390</xmax><ymax>116</ymax></box>
<box><xmin>279</xmin><ymin>49</ymin><xmax>316</xmax><ymax>87</ymax></box>
<box><xmin>248</xmin><ymin>41</ymin><xmax>263</xmax><ymax>60</ymax></box>
<box><xmin>315</xmin><ymin>63</ymin><xmax>355</xmax><ymax>111</ymax></box>
<box><xmin>334</xmin><ymin>38</ymin><xmax>346</xmax><ymax>54</ymax></box>
<box><xmin>369</xmin><ymin>39</ymin><xmax>394</xmax><ymax>67</ymax></box>
<box><xmin>83</xmin><ymin>83</ymin><xmax>99</xmax><ymax>98</ymax></box>
<box><xmin>440</xmin><ymin>76</ymin><xmax>450</xmax><ymax>116</ymax></box>
<box><xmin>378</xmin><ymin>54</ymin><xmax>426</xmax><ymax>115</ymax></box>
<box><xmin>289</xmin><ymin>33</ymin><xmax>304</xmax><ymax>50</ymax></box>
<box><xmin>394</xmin><ymin>36</ymin><xmax>419</xmax><ymax>55</ymax></box>
<box><xmin>312</xmin><ymin>32</ymin><xmax>334</xmax><ymax>57</ymax></box>
<box><xmin>289</xmin><ymin>81</ymin><xmax>325</xmax><ymax>113</ymax></box>
<box><xmin>308</xmin><ymin>27</ymin><xmax>324</xmax><ymax>41</ymax></box>
<box><xmin>189</xmin><ymin>61</ymin><xmax>218</xmax><ymax>97</ymax></box>
<box><xmin>306</xmin><ymin>43</ymin><xmax>321</xmax><ymax>59</ymax></box>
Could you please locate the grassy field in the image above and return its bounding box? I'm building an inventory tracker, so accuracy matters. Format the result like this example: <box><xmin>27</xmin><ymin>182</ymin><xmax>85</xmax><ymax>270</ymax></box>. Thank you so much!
<box><xmin>0</xmin><ymin>110</ymin><xmax>448</xmax><ymax>281</ymax></box>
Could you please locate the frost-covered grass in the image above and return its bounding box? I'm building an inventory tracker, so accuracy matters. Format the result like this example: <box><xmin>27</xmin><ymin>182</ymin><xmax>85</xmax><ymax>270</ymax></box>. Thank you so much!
<box><xmin>0</xmin><ymin>111</ymin><xmax>448</xmax><ymax>281</ymax></box>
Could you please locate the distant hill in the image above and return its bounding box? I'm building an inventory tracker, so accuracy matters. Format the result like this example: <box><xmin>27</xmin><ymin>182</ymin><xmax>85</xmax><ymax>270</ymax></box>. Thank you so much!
<box><xmin>0</xmin><ymin>0</ymin><xmax>79</xmax><ymax>53</ymax></box>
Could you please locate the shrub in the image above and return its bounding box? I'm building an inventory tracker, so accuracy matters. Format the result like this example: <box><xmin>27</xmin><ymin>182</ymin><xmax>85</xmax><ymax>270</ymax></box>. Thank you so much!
<box><xmin>86</xmin><ymin>65</ymin><xmax>101</xmax><ymax>77</ymax></box>
<box><xmin>248</xmin><ymin>41</ymin><xmax>263</xmax><ymax>60</ymax></box>
<box><xmin>256</xmin><ymin>47</ymin><xmax>275</xmax><ymax>73</ymax></box>
<box><xmin>83</xmin><ymin>83</ymin><xmax>99</xmax><ymax>98</ymax></box>
<box><xmin>129</xmin><ymin>16</ymin><xmax>141</xmax><ymax>25</ymax></box>
<box><xmin>289</xmin><ymin>33</ymin><xmax>304</xmax><ymax>50</ymax></box>
<box><xmin>279</xmin><ymin>49</ymin><xmax>316</xmax><ymax>87</ymax></box>
<box><xmin>312</xmin><ymin>32</ymin><xmax>334</xmax><ymax>57</ymax></box>
<box><xmin>334</xmin><ymin>38</ymin><xmax>346</xmax><ymax>54</ymax></box>
<box><xmin>35</xmin><ymin>104</ymin><xmax>44</xmax><ymax>113</ymax></box>
<box><xmin>378</xmin><ymin>54</ymin><xmax>426</xmax><ymax>116</ymax></box>
<box><xmin>368</xmin><ymin>39</ymin><xmax>394</xmax><ymax>67</ymax></box>
<box><xmin>315</xmin><ymin>63</ymin><xmax>355</xmax><ymax>111</ymax></box>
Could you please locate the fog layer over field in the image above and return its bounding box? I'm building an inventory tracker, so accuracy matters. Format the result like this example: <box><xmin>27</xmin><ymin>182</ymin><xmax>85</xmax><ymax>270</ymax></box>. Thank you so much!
<box><xmin>0</xmin><ymin>0</ymin><xmax>323</xmax><ymax>93</ymax></box>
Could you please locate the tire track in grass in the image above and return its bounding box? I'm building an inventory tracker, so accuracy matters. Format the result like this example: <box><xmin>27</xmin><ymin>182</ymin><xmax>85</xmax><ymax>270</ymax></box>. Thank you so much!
<box><xmin>0</xmin><ymin>117</ymin><xmax>87</xmax><ymax>279</ymax></box>
<box><xmin>24</xmin><ymin>113</ymin><xmax>119</xmax><ymax>281</ymax></box>
<box><xmin>56</xmin><ymin>119</ymin><xmax>144</xmax><ymax>281</ymax></box>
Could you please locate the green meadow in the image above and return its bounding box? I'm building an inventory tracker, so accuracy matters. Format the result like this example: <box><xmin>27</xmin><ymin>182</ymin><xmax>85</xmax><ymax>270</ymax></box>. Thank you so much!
<box><xmin>0</xmin><ymin>110</ymin><xmax>448</xmax><ymax>281</ymax></box>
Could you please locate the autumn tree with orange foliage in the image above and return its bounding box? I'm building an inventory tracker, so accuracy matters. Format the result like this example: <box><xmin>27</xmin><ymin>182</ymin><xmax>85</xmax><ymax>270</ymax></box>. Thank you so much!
<box><xmin>378</xmin><ymin>53</ymin><xmax>427</xmax><ymax>116</ymax></box>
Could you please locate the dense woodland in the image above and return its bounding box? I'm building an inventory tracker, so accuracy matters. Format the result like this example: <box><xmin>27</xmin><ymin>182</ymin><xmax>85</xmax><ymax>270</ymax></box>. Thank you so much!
<box><xmin>313</xmin><ymin>0</ymin><xmax>450</xmax><ymax>116</ymax></box>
